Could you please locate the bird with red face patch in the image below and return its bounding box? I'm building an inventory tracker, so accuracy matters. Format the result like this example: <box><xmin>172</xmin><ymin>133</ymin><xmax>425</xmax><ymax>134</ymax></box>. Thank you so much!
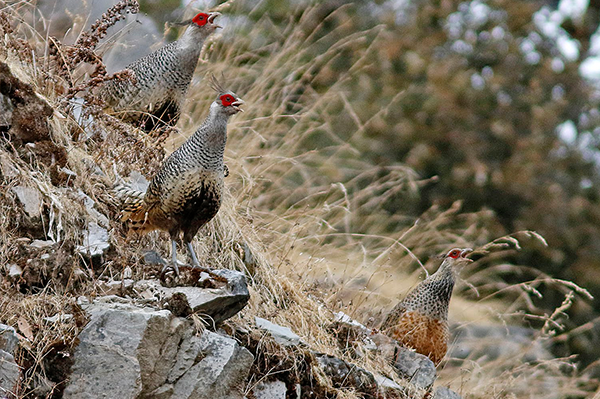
<box><xmin>380</xmin><ymin>248</ymin><xmax>473</xmax><ymax>365</ymax></box>
<box><xmin>100</xmin><ymin>12</ymin><xmax>221</xmax><ymax>131</ymax></box>
<box><xmin>115</xmin><ymin>76</ymin><xmax>244</xmax><ymax>276</ymax></box>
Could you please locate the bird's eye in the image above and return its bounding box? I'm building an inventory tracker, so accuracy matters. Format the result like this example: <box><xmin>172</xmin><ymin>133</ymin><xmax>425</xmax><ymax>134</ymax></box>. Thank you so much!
<box><xmin>448</xmin><ymin>250</ymin><xmax>460</xmax><ymax>258</ymax></box>
<box><xmin>220</xmin><ymin>94</ymin><xmax>235</xmax><ymax>106</ymax></box>
<box><xmin>199</xmin><ymin>16</ymin><xmax>205</xmax><ymax>20</ymax></box>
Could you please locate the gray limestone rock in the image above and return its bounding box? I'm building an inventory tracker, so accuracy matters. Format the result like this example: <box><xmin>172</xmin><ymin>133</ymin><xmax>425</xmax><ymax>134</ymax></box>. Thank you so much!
<box><xmin>434</xmin><ymin>386</ymin><xmax>463</xmax><ymax>399</ymax></box>
<box><xmin>76</xmin><ymin>222</ymin><xmax>110</xmax><ymax>257</ymax></box>
<box><xmin>170</xmin><ymin>330</ymin><xmax>253</xmax><ymax>399</ymax></box>
<box><xmin>12</xmin><ymin>186</ymin><xmax>41</xmax><ymax>218</ymax></box>
<box><xmin>393</xmin><ymin>347</ymin><xmax>437</xmax><ymax>390</ymax></box>
<box><xmin>157</xmin><ymin>269</ymin><xmax>250</xmax><ymax>324</ymax></box>
<box><xmin>255</xmin><ymin>317</ymin><xmax>303</xmax><ymax>347</ymax></box>
<box><xmin>63</xmin><ymin>302</ymin><xmax>185</xmax><ymax>399</ymax></box>
<box><xmin>252</xmin><ymin>380</ymin><xmax>287</xmax><ymax>399</ymax></box>
<box><xmin>0</xmin><ymin>324</ymin><xmax>19</xmax><ymax>397</ymax></box>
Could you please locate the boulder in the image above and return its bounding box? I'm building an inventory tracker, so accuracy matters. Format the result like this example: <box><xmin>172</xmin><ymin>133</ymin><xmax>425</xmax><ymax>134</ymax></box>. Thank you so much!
<box><xmin>63</xmin><ymin>302</ymin><xmax>185</xmax><ymax>399</ymax></box>
<box><xmin>169</xmin><ymin>330</ymin><xmax>253</xmax><ymax>399</ymax></box>
<box><xmin>393</xmin><ymin>347</ymin><xmax>437</xmax><ymax>390</ymax></box>
<box><xmin>63</xmin><ymin>300</ymin><xmax>254</xmax><ymax>399</ymax></box>
<box><xmin>0</xmin><ymin>324</ymin><xmax>20</xmax><ymax>396</ymax></box>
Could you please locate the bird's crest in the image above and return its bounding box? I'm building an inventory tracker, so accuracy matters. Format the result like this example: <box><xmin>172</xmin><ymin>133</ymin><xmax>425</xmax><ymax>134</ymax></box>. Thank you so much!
<box><xmin>209</xmin><ymin>73</ymin><xmax>227</xmax><ymax>94</ymax></box>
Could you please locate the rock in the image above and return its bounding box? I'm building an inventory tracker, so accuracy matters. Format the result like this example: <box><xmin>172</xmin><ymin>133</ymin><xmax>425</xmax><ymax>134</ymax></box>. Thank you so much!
<box><xmin>96</xmin><ymin>279</ymin><xmax>135</xmax><ymax>296</ymax></box>
<box><xmin>63</xmin><ymin>302</ymin><xmax>185</xmax><ymax>399</ymax></box>
<box><xmin>143</xmin><ymin>250</ymin><xmax>167</xmax><ymax>266</ymax></box>
<box><xmin>29</xmin><ymin>240</ymin><xmax>54</xmax><ymax>249</ymax></box>
<box><xmin>0</xmin><ymin>92</ymin><xmax>12</xmax><ymax>130</ymax></box>
<box><xmin>0</xmin><ymin>324</ymin><xmax>20</xmax><ymax>395</ymax></box>
<box><xmin>449</xmin><ymin>324</ymin><xmax>552</xmax><ymax>363</ymax></box>
<box><xmin>252</xmin><ymin>380</ymin><xmax>287</xmax><ymax>399</ymax></box>
<box><xmin>370</xmin><ymin>332</ymin><xmax>400</xmax><ymax>361</ymax></box>
<box><xmin>393</xmin><ymin>347</ymin><xmax>437</xmax><ymax>390</ymax></box>
<box><xmin>374</xmin><ymin>374</ymin><xmax>402</xmax><ymax>391</ymax></box>
<box><xmin>317</xmin><ymin>355</ymin><xmax>377</xmax><ymax>395</ymax></box>
<box><xmin>329</xmin><ymin>312</ymin><xmax>378</xmax><ymax>354</ymax></box>
<box><xmin>43</xmin><ymin>314</ymin><xmax>73</xmax><ymax>324</ymax></box>
<box><xmin>76</xmin><ymin>222</ymin><xmax>110</xmax><ymax>257</ymax></box>
<box><xmin>434</xmin><ymin>386</ymin><xmax>463</xmax><ymax>399</ymax></box>
<box><xmin>157</xmin><ymin>269</ymin><xmax>250</xmax><ymax>324</ymax></box>
<box><xmin>255</xmin><ymin>317</ymin><xmax>303</xmax><ymax>347</ymax></box>
<box><xmin>169</xmin><ymin>330</ymin><xmax>253</xmax><ymax>399</ymax></box>
<box><xmin>76</xmin><ymin>190</ymin><xmax>109</xmax><ymax>227</ymax></box>
<box><xmin>0</xmin><ymin>325</ymin><xmax>19</xmax><ymax>353</ymax></box>
<box><xmin>7</xmin><ymin>264</ymin><xmax>22</xmax><ymax>279</ymax></box>
<box><xmin>0</xmin><ymin>153</ymin><xmax>17</xmax><ymax>178</ymax></box>
<box><xmin>12</xmin><ymin>185</ymin><xmax>42</xmax><ymax>218</ymax></box>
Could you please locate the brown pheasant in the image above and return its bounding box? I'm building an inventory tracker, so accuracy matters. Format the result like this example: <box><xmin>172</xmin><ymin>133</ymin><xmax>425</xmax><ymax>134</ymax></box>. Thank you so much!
<box><xmin>115</xmin><ymin>78</ymin><xmax>244</xmax><ymax>276</ymax></box>
<box><xmin>100</xmin><ymin>12</ymin><xmax>221</xmax><ymax>131</ymax></box>
<box><xmin>380</xmin><ymin>248</ymin><xmax>473</xmax><ymax>365</ymax></box>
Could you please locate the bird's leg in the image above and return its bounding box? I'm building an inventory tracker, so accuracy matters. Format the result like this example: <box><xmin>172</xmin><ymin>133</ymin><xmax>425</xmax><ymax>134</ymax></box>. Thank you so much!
<box><xmin>161</xmin><ymin>239</ymin><xmax>180</xmax><ymax>276</ymax></box>
<box><xmin>185</xmin><ymin>241</ymin><xmax>228</xmax><ymax>283</ymax></box>
<box><xmin>186</xmin><ymin>241</ymin><xmax>203</xmax><ymax>269</ymax></box>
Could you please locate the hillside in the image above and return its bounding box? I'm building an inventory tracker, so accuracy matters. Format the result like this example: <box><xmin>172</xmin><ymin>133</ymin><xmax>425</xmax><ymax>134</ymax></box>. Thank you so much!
<box><xmin>0</xmin><ymin>0</ymin><xmax>598</xmax><ymax>398</ymax></box>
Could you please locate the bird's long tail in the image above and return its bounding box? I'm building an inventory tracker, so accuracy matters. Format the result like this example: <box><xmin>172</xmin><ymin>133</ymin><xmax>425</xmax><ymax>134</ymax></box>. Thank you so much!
<box><xmin>113</xmin><ymin>184</ymin><xmax>152</xmax><ymax>235</ymax></box>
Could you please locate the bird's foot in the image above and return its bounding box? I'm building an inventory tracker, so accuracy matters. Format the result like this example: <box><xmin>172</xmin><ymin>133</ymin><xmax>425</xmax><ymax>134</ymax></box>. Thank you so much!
<box><xmin>188</xmin><ymin>264</ymin><xmax>229</xmax><ymax>286</ymax></box>
<box><xmin>159</xmin><ymin>262</ymin><xmax>180</xmax><ymax>286</ymax></box>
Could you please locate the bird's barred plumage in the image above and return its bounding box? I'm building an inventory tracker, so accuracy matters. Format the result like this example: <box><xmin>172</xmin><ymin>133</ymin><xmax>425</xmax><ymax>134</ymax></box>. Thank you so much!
<box><xmin>100</xmin><ymin>12</ymin><xmax>220</xmax><ymax>131</ymax></box>
<box><xmin>381</xmin><ymin>248</ymin><xmax>472</xmax><ymax>365</ymax></box>
<box><xmin>115</xmin><ymin>84</ymin><xmax>244</xmax><ymax>275</ymax></box>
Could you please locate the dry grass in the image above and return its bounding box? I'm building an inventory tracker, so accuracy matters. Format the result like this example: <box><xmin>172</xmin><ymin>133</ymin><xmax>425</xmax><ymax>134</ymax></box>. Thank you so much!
<box><xmin>0</xmin><ymin>0</ymin><xmax>597</xmax><ymax>398</ymax></box>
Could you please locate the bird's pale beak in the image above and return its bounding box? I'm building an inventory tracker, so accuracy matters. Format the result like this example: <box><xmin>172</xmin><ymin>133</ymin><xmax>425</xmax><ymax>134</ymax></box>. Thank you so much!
<box><xmin>460</xmin><ymin>248</ymin><xmax>474</xmax><ymax>261</ymax></box>
<box><xmin>231</xmin><ymin>99</ymin><xmax>245</xmax><ymax>113</ymax></box>
<box><xmin>208</xmin><ymin>12</ymin><xmax>222</xmax><ymax>29</ymax></box>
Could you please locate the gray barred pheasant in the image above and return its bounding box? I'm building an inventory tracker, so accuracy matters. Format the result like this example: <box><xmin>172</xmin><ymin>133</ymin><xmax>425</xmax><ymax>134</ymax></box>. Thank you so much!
<box><xmin>100</xmin><ymin>12</ymin><xmax>221</xmax><ymax>131</ymax></box>
<box><xmin>116</xmin><ymin>78</ymin><xmax>244</xmax><ymax>276</ymax></box>
<box><xmin>380</xmin><ymin>248</ymin><xmax>473</xmax><ymax>365</ymax></box>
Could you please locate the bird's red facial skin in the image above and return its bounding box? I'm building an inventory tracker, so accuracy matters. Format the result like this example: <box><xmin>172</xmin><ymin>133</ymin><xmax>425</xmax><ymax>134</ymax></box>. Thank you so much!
<box><xmin>192</xmin><ymin>13</ymin><xmax>209</xmax><ymax>27</ymax></box>
<box><xmin>220</xmin><ymin>94</ymin><xmax>235</xmax><ymax>106</ymax></box>
<box><xmin>447</xmin><ymin>249</ymin><xmax>462</xmax><ymax>259</ymax></box>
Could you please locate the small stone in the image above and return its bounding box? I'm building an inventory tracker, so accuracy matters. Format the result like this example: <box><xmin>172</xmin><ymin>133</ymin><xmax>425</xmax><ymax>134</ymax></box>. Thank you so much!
<box><xmin>12</xmin><ymin>186</ymin><xmax>42</xmax><ymax>218</ymax></box>
<box><xmin>374</xmin><ymin>373</ymin><xmax>403</xmax><ymax>391</ymax></box>
<box><xmin>8</xmin><ymin>264</ymin><xmax>22</xmax><ymax>279</ymax></box>
<box><xmin>30</xmin><ymin>239</ymin><xmax>54</xmax><ymax>249</ymax></box>
<box><xmin>255</xmin><ymin>317</ymin><xmax>303</xmax><ymax>347</ymax></box>
<box><xmin>143</xmin><ymin>250</ymin><xmax>167</xmax><ymax>266</ymax></box>
<box><xmin>76</xmin><ymin>222</ymin><xmax>110</xmax><ymax>257</ymax></box>
<box><xmin>43</xmin><ymin>314</ymin><xmax>73</xmax><ymax>324</ymax></box>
